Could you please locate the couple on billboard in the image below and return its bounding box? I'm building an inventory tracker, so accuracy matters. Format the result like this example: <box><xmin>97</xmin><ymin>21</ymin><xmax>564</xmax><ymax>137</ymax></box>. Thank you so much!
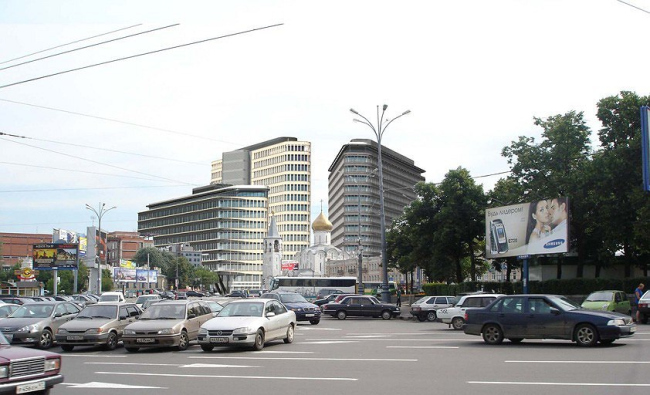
<box><xmin>525</xmin><ymin>197</ymin><xmax>568</xmax><ymax>254</ymax></box>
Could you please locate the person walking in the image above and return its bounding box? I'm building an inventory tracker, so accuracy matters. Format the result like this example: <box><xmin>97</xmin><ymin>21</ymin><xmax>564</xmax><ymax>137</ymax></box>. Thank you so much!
<box><xmin>396</xmin><ymin>288</ymin><xmax>402</xmax><ymax>307</ymax></box>
<box><xmin>634</xmin><ymin>283</ymin><xmax>645</xmax><ymax>322</ymax></box>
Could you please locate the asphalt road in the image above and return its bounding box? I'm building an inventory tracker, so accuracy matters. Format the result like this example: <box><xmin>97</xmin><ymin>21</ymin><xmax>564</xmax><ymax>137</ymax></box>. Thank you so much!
<box><xmin>51</xmin><ymin>314</ymin><xmax>650</xmax><ymax>395</ymax></box>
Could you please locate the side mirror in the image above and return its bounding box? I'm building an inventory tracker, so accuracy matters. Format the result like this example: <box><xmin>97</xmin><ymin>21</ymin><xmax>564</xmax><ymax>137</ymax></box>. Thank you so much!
<box><xmin>54</xmin><ymin>313</ymin><xmax>63</xmax><ymax>318</ymax></box>
<box><xmin>119</xmin><ymin>315</ymin><xmax>128</xmax><ymax>320</ymax></box>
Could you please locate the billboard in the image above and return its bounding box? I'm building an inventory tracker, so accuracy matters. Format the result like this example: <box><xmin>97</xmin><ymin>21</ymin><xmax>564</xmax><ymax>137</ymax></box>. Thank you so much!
<box><xmin>52</xmin><ymin>228</ymin><xmax>78</xmax><ymax>243</ymax></box>
<box><xmin>281</xmin><ymin>260</ymin><xmax>299</xmax><ymax>271</ymax></box>
<box><xmin>32</xmin><ymin>243</ymin><xmax>79</xmax><ymax>270</ymax></box>
<box><xmin>485</xmin><ymin>198</ymin><xmax>569</xmax><ymax>258</ymax></box>
<box><xmin>114</xmin><ymin>268</ymin><xmax>158</xmax><ymax>283</ymax></box>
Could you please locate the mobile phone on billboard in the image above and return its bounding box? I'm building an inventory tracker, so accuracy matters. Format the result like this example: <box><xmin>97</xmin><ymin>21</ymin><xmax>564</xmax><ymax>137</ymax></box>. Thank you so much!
<box><xmin>490</xmin><ymin>219</ymin><xmax>508</xmax><ymax>253</ymax></box>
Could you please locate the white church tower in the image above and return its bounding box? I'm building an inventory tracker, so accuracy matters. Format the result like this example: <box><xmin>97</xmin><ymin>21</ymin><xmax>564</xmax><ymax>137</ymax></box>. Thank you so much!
<box><xmin>262</xmin><ymin>213</ymin><xmax>283</xmax><ymax>289</ymax></box>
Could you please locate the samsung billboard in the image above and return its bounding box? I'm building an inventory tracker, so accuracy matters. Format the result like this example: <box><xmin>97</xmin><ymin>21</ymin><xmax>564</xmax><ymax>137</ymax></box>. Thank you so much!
<box><xmin>485</xmin><ymin>197</ymin><xmax>569</xmax><ymax>258</ymax></box>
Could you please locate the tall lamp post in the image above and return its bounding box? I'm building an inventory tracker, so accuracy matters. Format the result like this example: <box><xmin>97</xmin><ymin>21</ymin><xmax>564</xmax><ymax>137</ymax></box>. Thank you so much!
<box><xmin>85</xmin><ymin>203</ymin><xmax>116</xmax><ymax>295</ymax></box>
<box><xmin>350</xmin><ymin>105</ymin><xmax>410</xmax><ymax>302</ymax></box>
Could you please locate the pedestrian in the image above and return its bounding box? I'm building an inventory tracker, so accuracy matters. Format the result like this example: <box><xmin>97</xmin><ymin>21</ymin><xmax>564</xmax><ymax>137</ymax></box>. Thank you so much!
<box><xmin>634</xmin><ymin>283</ymin><xmax>645</xmax><ymax>322</ymax></box>
<box><xmin>396</xmin><ymin>288</ymin><xmax>401</xmax><ymax>307</ymax></box>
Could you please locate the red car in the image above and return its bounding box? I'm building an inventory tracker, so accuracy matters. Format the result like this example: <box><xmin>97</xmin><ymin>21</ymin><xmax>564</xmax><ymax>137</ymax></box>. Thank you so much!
<box><xmin>0</xmin><ymin>332</ymin><xmax>63</xmax><ymax>393</ymax></box>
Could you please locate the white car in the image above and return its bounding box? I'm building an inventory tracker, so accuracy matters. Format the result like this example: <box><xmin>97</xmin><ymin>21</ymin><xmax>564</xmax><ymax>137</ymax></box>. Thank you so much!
<box><xmin>197</xmin><ymin>299</ymin><xmax>296</xmax><ymax>351</ymax></box>
<box><xmin>437</xmin><ymin>294</ymin><xmax>503</xmax><ymax>330</ymax></box>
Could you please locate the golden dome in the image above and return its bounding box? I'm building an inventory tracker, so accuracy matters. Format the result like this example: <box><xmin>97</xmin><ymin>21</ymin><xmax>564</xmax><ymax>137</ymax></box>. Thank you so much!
<box><xmin>312</xmin><ymin>211</ymin><xmax>333</xmax><ymax>232</ymax></box>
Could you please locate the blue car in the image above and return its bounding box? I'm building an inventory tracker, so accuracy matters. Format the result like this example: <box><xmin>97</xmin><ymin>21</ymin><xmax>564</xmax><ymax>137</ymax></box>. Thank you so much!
<box><xmin>260</xmin><ymin>292</ymin><xmax>321</xmax><ymax>325</ymax></box>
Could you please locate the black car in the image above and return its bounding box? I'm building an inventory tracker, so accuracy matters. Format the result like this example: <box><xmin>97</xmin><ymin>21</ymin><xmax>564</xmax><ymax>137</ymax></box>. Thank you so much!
<box><xmin>185</xmin><ymin>291</ymin><xmax>204</xmax><ymax>297</ymax></box>
<box><xmin>226</xmin><ymin>290</ymin><xmax>248</xmax><ymax>298</ymax></box>
<box><xmin>321</xmin><ymin>295</ymin><xmax>400</xmax><ymax>320</ymax></box>
<box><xmin>464</xmin><ymin>294</ymin><xmax>636</xmax><ymax>347</ymax></box>
<box><xmin>260</xmin><ymin>292</ymin><xmax>321</xmax><ymax>325</ymax></box>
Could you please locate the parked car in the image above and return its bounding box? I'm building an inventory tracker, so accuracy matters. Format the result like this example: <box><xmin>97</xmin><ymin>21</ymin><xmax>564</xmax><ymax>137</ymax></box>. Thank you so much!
<box><xmin>205</xmin><ymin>300</ymin><xmax>227</xmax><ymax>317</ymax></box>
<box><xmin>71</xmin><ymin>294</ymin><xmax>96</xmax><ymax>308</ymax></box>
<box><xmin>0</xmin><ymin>332</ymin><xmax>63</xmax><ymax>393</ymax></box>
<box><xmin>314</xmin><ymin>293</ymin><xmax>347</xmax><ymax>308</ymax></box>
<box><xmin>122</xmin><ymin>300</ymin><xmax>213</xmax><ymax>352</ymax></box>
<box><xmin>437</xmin><ymin>293</ymin><xmax>502</xmax><ymax>330</ymax></box>
<box><xmin>260</xmin><ymin>291</ymin><xmax>321</xmax><ymax>325</ymax></box>
<box><xmin>315</xmin><ymin>288</ymin><xmax>344</xmax><ymax>300</ymax></box>
<box><xmin>637</xmin><ymin>291</ymin><xmax>650</xmax><ymax>324</ymax></box>
<box><xmin>464</xmin><ymin>294</ymin><xmax>636</xmax><ymax>346</ymax></box>
<box><xmin>55</xmin><ymin>302</ymin><xmax>142</xmax><ymax>351</ymax></box>
<box><xmin>176</xmin><ymin>292</ymin><xmax>188</xmax><ymax>300</ymax></box>
<box><xmin>0</xmin><ymin>301</ymin><xmax>81</xmax><ymax>349</ymax></box>
<box><xmin>98</xmin><ymin>292</ymin><xmax>125</xmax><ymax>303</ymax></box>
<box><xmin>225</xmin><ymin>290</ymin><xmax>248</xmax><ymax>298</ymax></box>
<box><xmin>141</xmin><ymin>298</ymin><xmax>162</xmax><ymax>310</ymax></box>
<box><xmin>0</xmin><ymin>303</ymin><xmax>19</xmax><ymax>318</ymax></box>
<box><xmin>410</xmin><ymin>295</ymin><xmax>456</xmax><ymax>322</ymax></box>
<box><xmin>197</xmin><ymin>299</ymin><xmax>296</xmax><ymax>351</ymax></box>
<box><xmin>135</xmin><ymin>294</ymin><xmax>162</xmax><ymax>309</ymax></box>
<box><xmin>581</xmin><ymin>290</ymin><xmax>631</xmax><ymax>315</ymax></box>
<box><xmin>321</xmin><ymin>295</ymin><xmax>400</xmax><ymax>320</ymax></box>
<box><xmin>185</xmin><ymin>291</ymin><xmax>204</xmax><ymax>298</ymax></box>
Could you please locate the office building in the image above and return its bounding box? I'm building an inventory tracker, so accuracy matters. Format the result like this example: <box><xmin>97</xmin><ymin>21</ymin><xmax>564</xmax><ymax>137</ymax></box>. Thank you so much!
<box><xmin>211</xmin><ymin>137</ymin><xmax>311</xmax><ymax>262</ymax></box>
<box><xmin>328</xmin><ymin>139</ymin><xmax>425</xmax><ymax>258</ymax></box>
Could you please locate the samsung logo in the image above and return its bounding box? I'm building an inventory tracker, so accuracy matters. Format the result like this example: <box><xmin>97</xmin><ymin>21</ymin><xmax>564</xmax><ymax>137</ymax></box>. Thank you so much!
<box><xmin>544</xmin><ymin>239</ymin><xmax>565</xmax><ymax>249</ymax></box>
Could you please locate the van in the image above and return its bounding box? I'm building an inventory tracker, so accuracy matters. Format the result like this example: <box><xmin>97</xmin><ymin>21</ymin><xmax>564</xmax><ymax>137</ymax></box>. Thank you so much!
<box><xmin>99</xmin><ymin>292</ymin><xmax>126</xmax><ymax>303</ymax></box>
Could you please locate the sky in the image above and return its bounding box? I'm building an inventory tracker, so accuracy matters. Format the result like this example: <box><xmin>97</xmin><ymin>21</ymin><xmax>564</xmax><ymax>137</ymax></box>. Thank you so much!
<box><xmin>1</xmin><ymin>0</ymin><xmax>649</xmax><ymax>237</ymax></box>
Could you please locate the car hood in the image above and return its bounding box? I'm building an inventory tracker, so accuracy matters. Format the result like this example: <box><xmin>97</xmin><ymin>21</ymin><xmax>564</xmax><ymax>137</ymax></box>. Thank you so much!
<box><xmin>0</xmin><ymin>317</ymin><xmax>49</xmax><ymax>329</ymax></box>
<box><xmin>0</xmin><ymin>345</ymin><xmax>59</xmax><ymax>361</ymax></box>
<box><xmin>202</xmin><ymin>316</ymin><xmax>265</xmax><ymax>330</ymax></box>
<box><xmin>125</xmin><ymin>319</ymin><xmax>185</xmax><ymax>330</ymax></box>
<box><xmin>60</xmin><ymin>318</ymin><xmax>116</xmax><ymax>330</ymax></box>
<box><xmin>581</xmin><ymin>301</ymin><xmax>611</xmax><ymax>309</ymax></box>
<box><xmin>571</xmin><ymin>308</ymin><xmax>628</xmax><ymax>319</ymax></box>
<box><xmin>283</xmin><ymin>302</ymin><xmax>317</xmax><ymax>309</ymax></box>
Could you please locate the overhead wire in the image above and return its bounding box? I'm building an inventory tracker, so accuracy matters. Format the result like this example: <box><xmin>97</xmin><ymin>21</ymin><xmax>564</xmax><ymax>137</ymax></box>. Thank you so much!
<box><xmin>0</xmin><ymin>23</ymin><xmax>180</xmax><ymax>71</ymax></box>
<box><xmin>0</xmin><ymin>23</ymin><xmax>284</xmax><ymax>90</ymax></box>
<box><xmin>615</xmin><ymin>0</ymin><xmax>650</xmax><ymax>14</ymax></box>
<box><xmin>0</xmin><ymin>24</ymin><xmax>143</xmax><ymax>65</ymax></box>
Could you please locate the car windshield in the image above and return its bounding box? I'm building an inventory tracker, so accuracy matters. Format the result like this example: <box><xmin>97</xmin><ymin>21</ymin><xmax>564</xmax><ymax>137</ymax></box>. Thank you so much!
<box><xmin>551</xmin><ymin>296</ymin><xmax>581</xmax><ymax>311</ymax></box>
<box><xmin>76</xmin><ymin>304</ymin><xmax>117</xmax><ymax>319</ymax></box>
<box><xmin>10</xmin><ymin>304</ymin><xmax>53</xmax><ymax>318</ymax></box>
<box><xmin>136</xmin><ymin>296</ymin><xmax>157</xmax><ymax>304</ymax></box>
<box><xmin>218</xmin><ymin>302</ymin><xmax>264</xmax><ymax>317</ymax></box>
<box><xmin>279</xmin><ymin>294</ymin><xmax>308</xmax><ymax>303</ymax></box>
<box><xmin>585</xmin><ymin>292</ymin><xmax>612</xmax><ymax>302</ymax></box>
<box><xmin>140</xmin><ymin>304</ymin><xmax>186</xmax><ymax>320</ymax></box>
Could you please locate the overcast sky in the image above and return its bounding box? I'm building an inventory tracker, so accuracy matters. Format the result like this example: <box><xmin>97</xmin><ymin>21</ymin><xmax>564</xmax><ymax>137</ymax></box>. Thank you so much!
<box><xmin>1</xmin><ymin>0</ymin><xmax>649</xmax><ymax>237</ymax></box>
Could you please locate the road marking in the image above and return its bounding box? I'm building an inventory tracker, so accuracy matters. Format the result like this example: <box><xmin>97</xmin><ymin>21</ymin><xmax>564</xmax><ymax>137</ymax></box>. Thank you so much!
<box><xmin>387</xmin><ymin>346</ymin><xmax>459</xmax><ymax>349</ymax></box>
<box><xmin>506</xmin><ymin>360</ymin><xmax>650</xmax><ymax>364</ymax></box>
<box><xmin>346</xmin><ymin>335</ymin><xmax>389</xmax><ymax>338</ymax></box>
<box><xmin>190</xmin><ymin>356</ymin><xmax>417</xmax><ymax>362</ymax></box>
<box><xmin>96</xmin><ymin>371</ymin><xmax>357</xmax><ymax>381</ymax></box>
<box><xmin>300</xmin><ymin>341</ymin><xmax>358</xmax><ymax>344</ymax></box>
<box><xmin>297</xmin><ymin>327</ymin><xmax>342</xmax><ymax>331</ymax></box>
<box><xmin>63</xmin><ymin>381</ymin><xmax>165</xmax><ymax>389</ymax></box>
<box><xmin>309</xmin><ymin>338</ymin><xmax>470</xmax><ymax>342</ymax></box>
<box><xmin>60</xmin><ymin>354</ymin><xmax>127</xmax><ymax>358</ymax></box>
<box><xmin>259</xmin><ymin>350</ymin><xmax>314</xmax><ymax>354</ymax></box>
<box><xmin>468</xmin><ymin>381</ymin><xmax>650</xmax><ymax>387</ymax></box>
<box><xmin>86</xmin><ymin>362</ymin><xmax>259</xmax><ymax>368</ymax></box>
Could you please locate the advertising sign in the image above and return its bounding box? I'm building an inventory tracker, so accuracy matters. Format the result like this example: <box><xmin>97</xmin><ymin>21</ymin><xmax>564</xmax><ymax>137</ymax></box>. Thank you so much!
<box><xmin>120</xmin><ymin>259</ymin><xmax>136</xmax><ymax>269</ymax></box>
<box><xmin>281</xmin><ymin>260</ymin><xmax>299</xmax><ymax>271</ymax></box>
<box><xmin>136</xmin><ymin>269</ymin><xmax>158</xmax><ymax>283</ymax></box>
<box><xmin>32</xmin><ymin>243</ymin><xmax>79</xmax><ymax>270</ymax></box>
<box><xmin>114</xmin><ymin>267</ymin><xmax>136</xmax><ymax>282</ymax></box>
<box><xmin>485</xmin><ymin>198</ymin><xmax>569</xmax><ymax>258</ymax></box>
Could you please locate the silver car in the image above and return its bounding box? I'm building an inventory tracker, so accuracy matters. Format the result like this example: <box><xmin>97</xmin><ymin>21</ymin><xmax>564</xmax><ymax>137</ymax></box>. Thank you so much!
<box><xmin>55</xmin><ymin>302</ymin><xmax>142</xmax><ymax>351</ymax></box>
<box><xmin>122</xmin><ymin>300</ymin><xmax>213</xmax><ymax>352</ymax></box>
<box><xmin>0</xmin><ymin>302</ymin><xmax>80</xmax><ymax>349</ymax></box>
<box><xmin>197</xmin><ymin>299</ymin><xmax>296</xmax><ymax>351</ymax></box>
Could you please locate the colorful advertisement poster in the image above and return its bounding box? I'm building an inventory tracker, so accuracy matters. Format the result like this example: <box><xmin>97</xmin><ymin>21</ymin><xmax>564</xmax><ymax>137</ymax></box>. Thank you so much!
<box><xmin>120</xmin><ymin>259</ymin><xmax>136</xmax><ymax>269</ymax></box>
<box><xmin>114</xmin><ymin>267</ymin><xmax>136</xmax><ymax>282</ymax></box>
<box><xmin>281</xmin><ymin>260</ymin><xmax>299</xmax><ymax>271</ymax></box>
<box><xmin>485</xmin><ymin>198</ymin><xmax>569</xmax><ymax>258</ymax></box>
<box><xmin>32</xmin><ymin>243</ymin><xmax>78</xmax><ymax>270</ymax></box>
<box><xmin>136</xmin><ymin>269</ymin><xmax>158</xmax><ymax>283</ymax></box>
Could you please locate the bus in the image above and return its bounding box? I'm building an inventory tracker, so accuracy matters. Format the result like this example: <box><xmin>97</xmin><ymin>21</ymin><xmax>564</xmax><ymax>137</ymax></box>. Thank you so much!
<box><xmin>364</xmin><ymin>281</ymin><xmax>397</xmax><ymax>296</ymax></box>
<box><xmin>268</xmin><ymin>276</ymin><xmax>358</xmax><ymax>301</ymax></box>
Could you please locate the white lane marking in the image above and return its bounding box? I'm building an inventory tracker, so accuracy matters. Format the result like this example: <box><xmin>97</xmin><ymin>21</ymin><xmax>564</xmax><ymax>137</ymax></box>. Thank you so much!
<box><xmin>63</xmin><ymin>381</ymin><xmax>165</xmax><ymax>389</ymax></box>
<box><xmin>387</xmin><ymin>346</ymin><xmax>459</xmax><ymax>349</ymax></box>
<box><xmin>96</xmin><ymin>371</ymin><xmax>356</xmax><ymax>381</ymax></box>
<box><xmin>308</xmin><ymin>338</ymin><xmax>470</xmax><ymax>341</ymax></box>
<box><xmin>346</xmin><ymin>335</ymin><xmax>389</xmax><ymax>338</ymax></box>
<box><xmin>258</xmin><ymin>350</ymin><xmax>314</xmax><ymax>354</ymax></box>
<box><xmin>60</xmin><ymin>354</ymin><xmax>127</xmax><ymax>358</ymax></box>
<box><xmin>190</xmin><ymin>356</ymin><xmax>417</xmax><ymax>362</ymax></box>
<box><xmin>469</xmin><ymin>381</ymin><xmax>650</xmax><ymax>387</ymax></box>
<box><xmin>86</xmin><ymin>362</ymin><xmax>258</xmax><ymax>368</ymax></box>
<box><xmin>300</xmin><ymin>341</ymin><xmax>358</xmax><ymax>344</ymax></box>
<box><xmin>506</xmin><ymin>360</ymin><xmax>650</xmax><ymax>364</ymax></box>
<box><xmin>297</xmin><ymin>327</ymin><xmax>342</xmax><ymax>331</ymax></box>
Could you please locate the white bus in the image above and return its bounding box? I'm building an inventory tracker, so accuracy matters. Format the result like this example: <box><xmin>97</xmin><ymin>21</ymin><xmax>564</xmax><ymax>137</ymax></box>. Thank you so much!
<box><xmin>268</xmin><ymin>276</ymin><xmax>358</xmax><ymax>300</ymax></box>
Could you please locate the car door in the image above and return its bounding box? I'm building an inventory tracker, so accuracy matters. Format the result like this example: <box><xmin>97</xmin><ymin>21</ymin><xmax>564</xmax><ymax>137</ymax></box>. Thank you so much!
<box><xmin>525</xmin><ymin>297</ymin><xmax>565</xmax><ymax>338</ymax></box>
<box><xmin>615</xmin><ymin>292</ymin><xmax>630</xmax><ymax>314</ymax></box>
<box><xmin>494</xmin><ymin>296</ymin><xmax>526</xmax><ymax>338</ymax></box>
<box><xmin>269</xmin><ymin>301</ymin><xmax>288</xmax><ymax>340</ymax></box>
<box><xmin>341</xmin><ymin>297</ymin><xmax>363</xmax><ymax>317</ymax></box>
<box><xmin>51</xmin><ymin>303</ymin><xmax>74</xmax><ymax>332</ymax></box>
<box><xmin>185</xmin><ymin>303</ymin><xmax>202</xmax><ymax>340</ymax></box>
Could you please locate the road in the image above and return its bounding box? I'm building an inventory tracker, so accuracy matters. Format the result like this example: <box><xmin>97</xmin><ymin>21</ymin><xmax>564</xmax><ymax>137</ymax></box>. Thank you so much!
<box><xmin>51</xmin><ymin>314</ymin><xmax>650</xmax><ymax>395</ymax></box>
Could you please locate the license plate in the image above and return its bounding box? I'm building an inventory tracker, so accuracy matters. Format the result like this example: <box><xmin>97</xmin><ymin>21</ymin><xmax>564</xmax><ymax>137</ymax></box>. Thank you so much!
<box><xmin>136</xmin><ymin>338</ymin><xmax>156</xmax><ymax>343</ymax></box>
<box><xmin>305</xmin><ymin>314</ymin><xmax>314</xmax><ymax>317</ymax></box>
<box><xmin>17</xmin><ymin>381</ymin><xmax>45</xmax><ymax>394</ymax></box>
<box><xmin>210</xmin><ymin>337</ymin><xmax>229</xmax><ymax>343</ymax></box>
<box><xmin>67</xmin><ymin>335</ymin><xmax>84</xmax><ymax>341</ymax></box>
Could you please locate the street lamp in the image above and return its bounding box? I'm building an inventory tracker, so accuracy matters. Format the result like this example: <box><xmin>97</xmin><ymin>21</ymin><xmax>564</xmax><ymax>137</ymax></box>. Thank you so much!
<box><xmin>350</xmin><ymin>105</ymin><xmax>410</xmax><ymax>302</ymax></box>
<box><xmin>85</xmin><ymin>203</ymin><xmax>116</xmax><ymax>295</ymax></box>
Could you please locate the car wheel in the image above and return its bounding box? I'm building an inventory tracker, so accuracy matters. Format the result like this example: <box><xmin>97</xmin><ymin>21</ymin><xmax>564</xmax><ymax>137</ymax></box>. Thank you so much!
<box><xmin>451</xmin><ymin>317</ymin><xmax>465</xmax><ymax>330</ymax></box>
<box><xmin>60</xmin><ymin>344</ymin><xmax>74</xmax><ymax>352</ymax></box>
<box><xmin>381</xmin><ymin>310</ymin><xmax>392</xmax><ymax>320</ymax></box>
<box><xmin>508</xmin><ymin>338</ymin><xmax>523</xmax><ymax>343</ymax></box>
<box><xmin>416</xmin><ymin>315</ymin><xmax>427</xmax><ymax>322</ymax></box>
<box><xmin>283</xmin><ymin>324</ymin><xmax>294</xmax><ymax>344</ymax></box>
<box><xmin>38</xmin><ymin>329</ymin><xmax>53</xmax><ymax>349</ymax></box>
<box><xmin>336</xmin><ymin>310</ymin><xmax>347</xmax><ymax>320</ymax></box>
<box><xmin>600</xmin><ymin>339</ymin><xmax>615</xmax><ymax>345</ymax></box>
<box><xmin>426</xmin><ymin>311</ymin><xmax>437</xmax><ymax>322</ymax></box>
<box><xmin>125</xmin><ymin>347</ymin><xmax>139</xmax><ymax>353</ymax></box>
<box><xmin>309</xmin><ymin>319</ymin><xmax>320</xmax><ymax>325</ymax></box>
<box><xmin>252</xmin><ymin>329</ymin><xmax>265</xmax><ymax>351</ymax></box>
<box><xmin>574</xmin><ymin>324</ymin><xmax>599</xmax><ymax>347</ymax></box>
<box><xmin>482</xmin><ymin>324</ymin><xmax>504</xmax><ymax>345</ymax></box>
<box><xmin>104</xmin><ymin>332</ymin><xmax>118</xmax><ymax>351</ymax></box>
<box><xmin>200</xmin><ymin>344</ymin><xmax>214</xmax><ymax>352</ymax></box>
<box><xmin>176</xmin><ymin>330</ymin><xmax>189</xmax><ymax>351</ymax></box>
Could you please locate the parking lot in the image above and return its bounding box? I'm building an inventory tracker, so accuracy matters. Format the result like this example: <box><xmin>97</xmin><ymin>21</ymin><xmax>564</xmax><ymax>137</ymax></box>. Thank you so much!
<box><xmin>49</xmin><ymin>313</ymin><xmax>650</xmax><ymax>395</ymax></box>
